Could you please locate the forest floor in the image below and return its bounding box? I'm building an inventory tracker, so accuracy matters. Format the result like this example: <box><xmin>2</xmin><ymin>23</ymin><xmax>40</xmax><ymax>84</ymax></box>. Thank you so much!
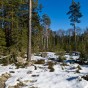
<box><xmin>0</xmin><ymin>52</ymin><xmax>88</xmax><ymax>88</ymax></box>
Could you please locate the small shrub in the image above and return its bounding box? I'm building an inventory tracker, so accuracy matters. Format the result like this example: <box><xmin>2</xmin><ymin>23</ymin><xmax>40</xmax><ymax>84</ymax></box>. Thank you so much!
<box><xmin>60</xmin><ymin>62</ymin><xmax>68</xmax><ymax>66</ymax></box>
<box><xmin>15</xmin><ymin>62</ymin><xmax>23</xmax><ymax>68</ymax></box>
<box><xmin>77</xmin><ymin>65</ymin><xmax>82</xmax><ymax>70</ymax></box>
<box><xmin>9</xmin><ymin>56</ymin><xmax>17</xmax><ymax>64</ymax></box>
<box><xmin>48</xmin><ymin>61</ymin><xmax>54</xmax><ymax>72</ymax></box>
<box><xmin>30</xmin><ymin>80</ymin><xmax>37</xmax><ymax>83</ymax></box>
<box><xmin>49</xmin><ymin>67</ymin><xmax>54</xmax><ymax>72</ymax></box>
<box><xmin>75</xmin><ymin>65</ymin><xmax>82</xmax><ymax>73</ymax></box>
<box><xmin>55</xmin><ymin>51</ymin><xmax>65</xmax><ymax>56</ymax></box>
<box><xmin>82</xmin><ymin>75</ymin><xmax>88</xmax><ymax>81</ymax></box>
<box><xmin>75</xmin><ymin>69</ymin><xmax>80</xmax><ymax>73</ymax></box>
<box><xmin>17</xmin><ymin>81</ymin><xmax>26</xmax><ymax>87</ymax></box>
<box><xmin>10</xmin><ymin>81</ymin><xmax>26</xmax><ymax>88</ymax></box>
<box><xmin>19</xmin><ymin>52</ymin><xmax>25</xmax><ymax>58</ymax></box>
<box><xmin>58</xmin><ymin>56</ymin><xmax>66</xmax><ymax>62</ymax></box>
<box><xmin>48</xmin><ymin>61</ymin><xmax>54</xmax><ymax>67</ymax></box>
<box><xmin>62</xmin><ymin>57</ymin><xmax>66</xmax><ymax>60</ymax></box>
<box><xmin>15</xmin><ymin>62</ymin><xmax>28</xmax><ymax>68</ymax></box>
<box><xmin>61</xmin><ymin>66</ymin><xmax>64</xmax><ymax>70</ymax></box>
<box><xmin>34</xmin><ymin>60</ymin><xmax>45</xmax><ymax>64</ymax></box>
<box><xmin>0</xmin><ymin>57</ymin><xmax>9</xmax><ymax>66</ymax></box>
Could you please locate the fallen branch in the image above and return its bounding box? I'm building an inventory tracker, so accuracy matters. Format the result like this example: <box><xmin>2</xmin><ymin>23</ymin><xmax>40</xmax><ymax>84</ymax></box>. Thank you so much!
<box><xmin>0</xmin><ymin>54</ymin><xmax>12</xmax><ymax>60</ymax></box>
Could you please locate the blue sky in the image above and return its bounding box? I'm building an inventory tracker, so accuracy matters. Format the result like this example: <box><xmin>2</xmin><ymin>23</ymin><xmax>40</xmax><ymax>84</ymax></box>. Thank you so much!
<box><xmin>39</xmin><ymin>0</ymin><xmax>88</xmax><ymax>31</ymax></box>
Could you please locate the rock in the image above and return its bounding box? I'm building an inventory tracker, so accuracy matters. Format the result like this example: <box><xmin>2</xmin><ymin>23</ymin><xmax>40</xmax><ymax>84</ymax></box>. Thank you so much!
<box><xmin>9</xmin><ymin>71</ymin><xmax>15</xmax><ymax>73</ymax></box>
<box><xmin>27</xmin><ymin>70</ymin><xmax>32</xmax><ymax>74</ymax></box>
<box><xmin>0</xmin><ymin>73</ymin><xmax>11</xmax><ymax>88</ymax></box>
<box><xmin>31</xmin><ymin>75</ymin><xmax>39</xmax><ymax>77</ymax></box>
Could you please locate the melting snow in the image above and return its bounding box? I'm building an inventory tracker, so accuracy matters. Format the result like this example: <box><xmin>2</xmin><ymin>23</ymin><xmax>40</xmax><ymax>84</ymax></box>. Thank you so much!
<box><xmin>0</xmin><ymin>52</ymin><xmax>87</xmax><ymax>88</ymax></box>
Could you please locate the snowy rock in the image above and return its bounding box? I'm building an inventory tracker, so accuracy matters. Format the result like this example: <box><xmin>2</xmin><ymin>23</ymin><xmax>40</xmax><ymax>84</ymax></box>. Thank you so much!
<box><xmin>0</xmin><ymin>52</ymin><xmax>88</xmax><ymax>88</ymax></box>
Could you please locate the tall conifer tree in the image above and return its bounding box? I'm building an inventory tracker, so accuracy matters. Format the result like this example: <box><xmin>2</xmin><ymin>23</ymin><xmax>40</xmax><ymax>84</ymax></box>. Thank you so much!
<box><xmin>67</xmin><ymin>0</ymin><xmax>82</xmax><ymax>51</ymax></box>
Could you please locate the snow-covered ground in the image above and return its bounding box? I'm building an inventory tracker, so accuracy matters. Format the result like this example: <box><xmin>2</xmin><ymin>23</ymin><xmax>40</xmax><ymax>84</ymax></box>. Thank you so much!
<box><xmin>64</xmin><ymin>54</ymin><xmax>80</xmax><ymax>60</ymax></box>
<box><xmin>0</xmin><ymin>52</ymin><xmax>88</xmax><ymax>88</ymax></box>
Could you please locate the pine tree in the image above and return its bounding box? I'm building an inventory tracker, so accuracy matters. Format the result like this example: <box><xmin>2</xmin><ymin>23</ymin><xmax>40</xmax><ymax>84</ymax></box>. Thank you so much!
<box><xmin>67</xmin><ymin>0</ymin><xmax>82</xmax><ymax>51</ymax></box>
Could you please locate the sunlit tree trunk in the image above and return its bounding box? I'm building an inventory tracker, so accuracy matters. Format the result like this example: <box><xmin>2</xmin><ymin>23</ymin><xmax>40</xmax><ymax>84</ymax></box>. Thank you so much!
<box><xmin>46</xmin><ymin>26</ymin><xmax>49</xmax><ymax>50</ymax></box>
<box><xmin>27</xmin><ymin>0</ymin><xmax>32</xmax><ymax>61</ymax></box>
<box><xmin>74</xmin><ymin>23</ymin><xmax>77</xmax><ymax>51</ymax></box>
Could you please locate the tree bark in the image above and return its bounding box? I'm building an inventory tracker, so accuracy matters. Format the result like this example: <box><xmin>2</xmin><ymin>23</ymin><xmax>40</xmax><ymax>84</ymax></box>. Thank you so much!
<box><xmin>46</xmin><ymin>25</ymin><xmax>48</xmax><ymax>50</ymax></box>
<box><xmin>46</xmin><ymin>36</ymin><xmax>48</xmax><ymax>50</ymax></box>
<box><xmin>74</xmin><ymin>23</ymin><xmax>77</xmax><ymax>51</ymax></box>
<box><xmin>27</xmin><ymin>0</ymin><xmax>32</xmax><ymax>61</ymax></box>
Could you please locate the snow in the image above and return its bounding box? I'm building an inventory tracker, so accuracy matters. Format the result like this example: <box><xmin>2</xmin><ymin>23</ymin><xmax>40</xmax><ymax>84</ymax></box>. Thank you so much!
<box><xmin>47</xmin><ymin>52</ymin><xmax>58</xmax><ymax>59</ymax></box>
<box><xmin>64</xmin><ymin>54</ymin><xmax>71</xmax><ymax>60</ymax></box>
<box><xmin>31</xmin><ymin>52</ymin><xmax>58</xmax><ymax>61</ymax></box>
<box><xmin>31</xmin><ymin>55</ymin><xmax>45</xmax><ymax>60</ymax></box>
<box><xmin>0</xmin><ymin>52</ymin><xmax>88</xmax><ymax>88</ymax></box>
<box><xmin>64</xmin><ymin>54</ymin><xmax>80</xmax><ymax>60</ymax></box>
<box><xmin>71</xmin><ymin>55</ymin><xmax>80</xmax><ymax>60</ymax></box>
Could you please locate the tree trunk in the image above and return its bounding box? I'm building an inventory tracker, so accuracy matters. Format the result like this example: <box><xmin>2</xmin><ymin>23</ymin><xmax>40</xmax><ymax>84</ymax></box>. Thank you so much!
<box><xmin>69</xmin><ymin>31</ymin><xmax>71</xmax><ymax>52</ymax></box>
<box><xmin>46</xmin><ymin>36</ymin><xmax>48</xmax><ymax>50</ymax></box>
<box><xmin>74</xmin><ymin>23</ymin><xmax>77</xmax><ymax>51</ymax></box>
<box><xmin>27</xmin><ymin>0</ymin><xmax>32</xmax><ymax>61</ymax></box>
<box><xmin>44</xmin><ymin>36</ymin><xmax>46</xmax><ymax>51</ymax></box>
<box><xmin>46</xmin><ymin>25</ymin><xmax>48</xmax><ymax>51</ymax></box>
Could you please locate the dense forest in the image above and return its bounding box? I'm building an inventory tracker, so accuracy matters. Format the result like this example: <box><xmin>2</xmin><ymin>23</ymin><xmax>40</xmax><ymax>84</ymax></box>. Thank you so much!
<box><xmin>0</xmin><ymin>0</ymin><xmax>88</xmax><ymax>61</ymax></box>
